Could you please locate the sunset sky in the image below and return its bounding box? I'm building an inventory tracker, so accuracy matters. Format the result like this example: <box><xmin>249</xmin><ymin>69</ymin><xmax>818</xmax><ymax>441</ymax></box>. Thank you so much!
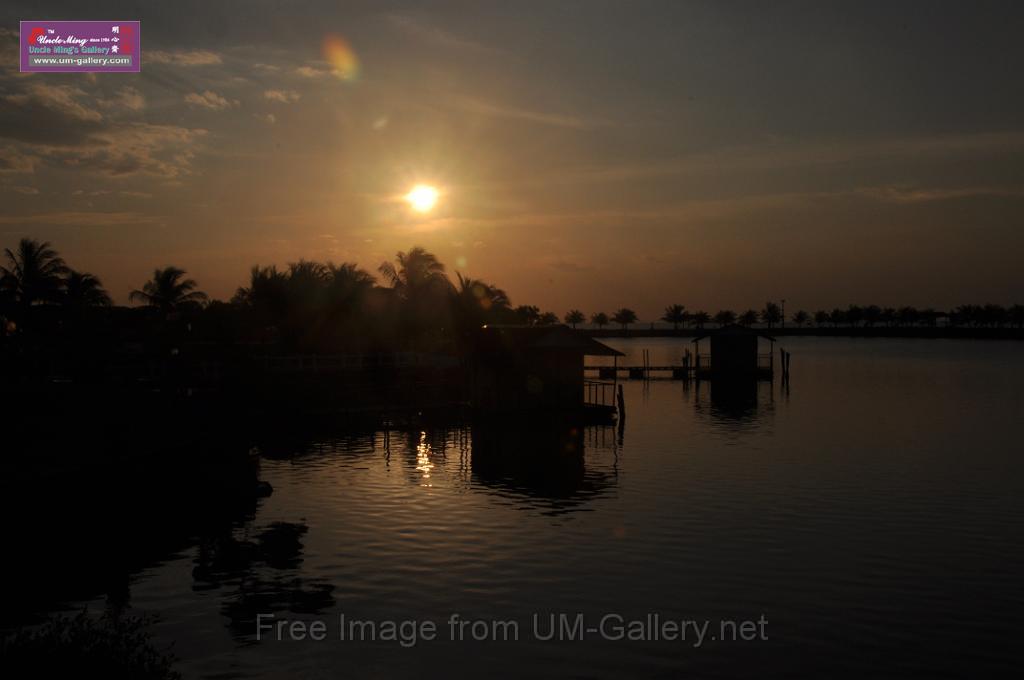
<box><xmin>2</xmin><ymin>1</ymin><xmax>1023</xmax><ymax>317</ymax></box>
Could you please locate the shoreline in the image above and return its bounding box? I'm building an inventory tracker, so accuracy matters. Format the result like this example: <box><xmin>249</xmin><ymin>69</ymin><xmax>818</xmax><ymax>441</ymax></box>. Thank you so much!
<box><xmin>587</xmin><ymin>327</ymin><xmax>1024</xmax><ymax>340</ymax></box>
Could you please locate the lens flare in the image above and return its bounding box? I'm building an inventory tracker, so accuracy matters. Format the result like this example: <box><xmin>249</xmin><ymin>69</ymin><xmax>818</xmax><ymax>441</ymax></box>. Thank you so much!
<box><xmin>321</xmin><ymin>35</ymin><xmax>360</xmax><ymax>81</ymax></box>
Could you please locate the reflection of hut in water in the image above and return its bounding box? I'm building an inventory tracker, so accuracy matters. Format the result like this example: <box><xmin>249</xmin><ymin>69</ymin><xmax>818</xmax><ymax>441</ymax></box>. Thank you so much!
<box><xmin>470</xmin><ymin>421</ymin><xmax>618</xmax><ymax>515</ymax></box>
<box><xmin>470</xmin><ymin>325</ymin><xmax>623</xmax><ymax>420</ymax></box>
<box><xmin>691</xmin><ymin>324</ymin><xmax>776</xmax><ymax>380</ymax></box>
<box><xmin>690</xmin><ymin>376</ymin><xmax>775</xmax><ymax>429</ymax></box>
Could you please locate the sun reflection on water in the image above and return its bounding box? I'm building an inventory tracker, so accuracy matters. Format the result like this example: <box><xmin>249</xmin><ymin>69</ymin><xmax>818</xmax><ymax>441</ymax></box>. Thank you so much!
<box><xmin>415</xmin><ymin>431</ymin><xmax>434</xmax><ymax>486</ymax></box>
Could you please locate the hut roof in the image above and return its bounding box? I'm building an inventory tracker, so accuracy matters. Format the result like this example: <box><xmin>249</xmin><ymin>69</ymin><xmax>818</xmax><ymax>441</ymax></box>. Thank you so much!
<box><xmin>479</xmin><ymin>324</ymin><xmax>624</xmax><ymax>356</ymax></box>
<box><xmin>691</xmin><ymin>323</ymin><xmax>776</xmax><ymax>343</ymax></box>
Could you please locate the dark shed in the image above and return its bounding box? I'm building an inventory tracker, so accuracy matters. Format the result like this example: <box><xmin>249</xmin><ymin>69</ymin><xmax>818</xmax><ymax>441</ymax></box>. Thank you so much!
<box><xmin>691</xmin><ymin>324</ymin><xmax>775</xmax><ymax>378</ymax></box>
<box><xmin>471</xmin><ymin>325</ymin><xmax>623</xmax><ymax>414</ymax></box>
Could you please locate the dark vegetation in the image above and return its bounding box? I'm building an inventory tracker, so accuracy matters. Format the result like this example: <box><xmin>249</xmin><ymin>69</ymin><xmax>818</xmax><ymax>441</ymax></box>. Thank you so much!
<box><xmin>1</xmin><ymin>237</ymin><xmax>1020</xmax><ymax>451</ymax></box>
<box><xmin>5</xmin><ymin>237</ymin><xmax>1018</xmax><ymax>356</ymax></box>
<box><xmin>0</xmin><ymin>611</ymin><xmax>179</xmax><ymax>680</ymax></box>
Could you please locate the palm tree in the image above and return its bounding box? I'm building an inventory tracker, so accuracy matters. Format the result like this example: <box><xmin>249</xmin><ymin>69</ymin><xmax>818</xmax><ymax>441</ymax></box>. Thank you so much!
<box><xmin>738</xmin><ymin>309</ymin><xmax>759</xmax><ymax>327</ymax></box>
<box><xmin>564</xmin><ymin>309</ymin><xmax>585</xmax><ymax>328</ymax></box>
<box><xmin>611</xmin><ymin>307</ymin><xmax>637</xmax><ymax>332</ymax></box>
<box><xmin>792</xmin><ymin>310</ymin><xmax>810</xmax><ymax>327</ymax></box>
<box><xmin>538</xmin><ymin>311</ymin><xmax>559</xmax><ymax>325</ymax></box>
<box><xmin>661</xmin><ymin>304</ymin><xmax>686</xmax><ymax>330</ymax></box>
<box><xmin>454</xmin><ymin>273</ymin><xmax>510</xmax><ymax>314</ymax></box>
<box><xmin>982</xmin><ymin>304</ymin><xmax>1008</xmax><ymax>327</ymax></box>
<box><xmin>325</xmin><ymin>262</ymin><xmax>375</xmax><ymax>305</ymax></box>
<box><xmin>863</xmin><ymin>304</ymin><xmax>882</xmax><ymax>327</ymax></box>
<box><xmin>233</xmin><ymin>265</ymin><xmax>288</xmax><ymax>316</ymax></box>
<box><xmin>713</xmin><ymin>309</ymin><xmax>736</xmax><ymax>326</ymax></box>
<box><xmin>129</xmin><ymin>266</ymin><xmax>208</xmax><ymax>312</ymax></box>
<box><xmin>1009</xmin><ymin>304</ymin><xmax>1024</xmax><ymax>329</ymax></box>
<box><xmin>846</xmin><ymin>305</ymin><xmax>864</xmax><ymax>328</ymax></box>
<box><xmin>514</xmin><ymin>305</ymin><xmax>540</xmax><ymax>325</ymax></box>
<box><xmin>451</xmin><ymin>272</ymin><xmax>513</xmax><ymax>335</ymax></box>
<box><xmin>321</xmin><ymin>262</ymin><xmax>376</xmax><ymax>336</ymax></box>
<box><xmin>64</xmin><ymin>270</ymin><xmax>111</xmax><ymax>309</ymax></box>
<box><xmin>760</xmin><ymin>301</ymin><xmax>782</xmax><ymax>329</ymax></box>
<box><xmin>378</xmin><ymin>247</ymin><xmax>449</xmax><ymax>298</ymax></box>
<box><xmin>952</xmin><ymin>304</ymin><xmax>981</xmax><ymax>327</ymax></box>
<box><xmin>590</xmin><ymin>311</ymin><xmax>609</xmax><ymax>329</ymax></box>
<box><xmin>896</xmin><ymin>306</ymin><xmax>918</xmax><ymax>327</ymax></box>
<box><xmin>690</xmin><ymin>310</ymin><xmax>710</xmax><ymax>328</ymax></box>
<box><xmin>1</xmin><ymin>238</ymin><xmax>68</xmax><ymax>308</ymax></box>
<box><xmin>919</xmin><ymin>308</ymin><xmax>940</xmax><ymax>328</ymax></box>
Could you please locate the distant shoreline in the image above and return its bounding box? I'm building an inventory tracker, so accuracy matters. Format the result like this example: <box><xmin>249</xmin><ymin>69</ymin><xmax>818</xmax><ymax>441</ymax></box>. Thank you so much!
<box><xmin>587</xmin><ymin>327</ymin><xmax>1024</xmax><ymax>340</ymax></box>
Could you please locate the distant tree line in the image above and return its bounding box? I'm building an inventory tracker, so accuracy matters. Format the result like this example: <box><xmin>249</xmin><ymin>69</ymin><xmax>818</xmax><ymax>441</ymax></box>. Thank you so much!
<box><xmin>2</xmin><ymin>238</ymin><xmax>1022</xmax><ymax>356</ymax></box>
<box><xmin>0</xmin><ymin>239</ymin><xmax>575</xmax><ymax>353</ymax></box>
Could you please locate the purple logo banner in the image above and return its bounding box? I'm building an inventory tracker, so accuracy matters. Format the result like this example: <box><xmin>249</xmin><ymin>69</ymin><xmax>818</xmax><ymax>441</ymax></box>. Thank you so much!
<box><xmin>20</xmin><ymin>20</ymin><xmax>141</xmax><ymax>73</ymax></box>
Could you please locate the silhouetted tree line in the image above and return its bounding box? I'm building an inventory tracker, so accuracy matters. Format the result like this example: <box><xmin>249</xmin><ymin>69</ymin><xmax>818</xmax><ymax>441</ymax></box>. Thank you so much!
<box><xmin>644</xmin><ymin>302</ymin><xmax>1024</xmax><ymax>331</ymax></box>
<box><xmin>2</xmin><ymin>239</ymin><xmax>1022</xmax><ymax>359</ymax></box>
<box><xmin>0</xmin><ymin>239</ymin><xmax>571</xmax><ymax>355</ymax></box>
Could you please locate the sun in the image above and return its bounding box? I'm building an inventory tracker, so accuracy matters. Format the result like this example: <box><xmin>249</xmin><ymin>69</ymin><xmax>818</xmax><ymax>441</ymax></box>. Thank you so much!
<box><xmin>405</xmin><ymin>184</ymin><xmax>439</xmax><ymax>213</ymax></box>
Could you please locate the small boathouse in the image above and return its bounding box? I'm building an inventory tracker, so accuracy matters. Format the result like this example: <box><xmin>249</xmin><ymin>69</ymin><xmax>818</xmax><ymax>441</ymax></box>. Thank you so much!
<box><xmin>470</xmin><ymin>325</ymin><xmax>623</xmax><ymax>418</ymax></box>
<box><xmin>691</xmin><ymin>324</ymin><xmax>775</xmax><ymax>380</ymax></box>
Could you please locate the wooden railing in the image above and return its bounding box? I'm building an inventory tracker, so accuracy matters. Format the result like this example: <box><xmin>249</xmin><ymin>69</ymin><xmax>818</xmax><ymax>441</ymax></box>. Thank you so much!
<box><xmin>584</xmin><ymin>380</ymin><xmax>615</xmax><ymax>407</ymax></box>
<box><xmin>694</xmin><ymin>354</ymin><xmax>774</xmax><ymax>372</ymax></box>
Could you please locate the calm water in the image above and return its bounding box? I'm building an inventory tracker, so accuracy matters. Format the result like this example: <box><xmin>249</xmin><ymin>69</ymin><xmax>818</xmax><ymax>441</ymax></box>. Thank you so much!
<box><xmin>42</xmin><ymin>339</ymin><xmax>1024</xmax><ymax>677</ymax></box>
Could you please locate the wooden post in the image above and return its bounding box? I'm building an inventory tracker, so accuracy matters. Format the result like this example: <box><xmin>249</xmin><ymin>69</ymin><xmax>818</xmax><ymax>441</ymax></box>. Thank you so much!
<box><xmin>617</xmin><ymin>384</ymin><xmax>626</xmax><ymax>420</ymax></box>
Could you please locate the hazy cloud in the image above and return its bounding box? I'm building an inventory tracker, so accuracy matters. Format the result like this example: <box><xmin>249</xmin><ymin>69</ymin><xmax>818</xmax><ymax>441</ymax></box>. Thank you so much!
<box><xmin>523</xmin><ymin>131</ymin><xmax>1024</xmax><ymax>187</ymax></box>
<box><xmin>0</xmin><ymin>210</ymin><xmax>160</xmax><ymax>227</ymax></box>
<box><xmin>147</xmin><ymin>49</ymin><xmax>223</xmax><ymax>66</ymax></box>
<box><xmin>100</xmin><ymin>86</ymin><xmax>146</xmax><ymax>113</ymax></box>
<box><xmin>858</xmin><ymin>184</ymin><xmax>1024</xmax><ymax>204</ymax></box>
<box><xmin>263</xmin><ymin>89</ymin><xmax>300</xmax><ymax>104</ymax></box>
<box><xmin>453</xmin><ymin>96</ymin><xmax>608</xmax><ymax>130</ymax></box>
<box><xmin>7</xmin><ymin>185</ymin><xmax>39</xmax><ymax>195</ymax></box>
<box><xmin>385</xmin><ymin>13</ymin><xmax>503</xmax><ymax>55</ymax></box>
<box><xmin>0</xmin><ymin>146</ymin><xmax>35</xmax><ymax>174</ymax></box>
<box><xmin>184</xmin><ymin>90</ymin><xmax>237</xmax><ymax>111</ymax></box>
<box><xmin>4</xmin><ymin>83</ymin><xmax>104</xmax><ymax>122</ymax></box>
<box><xmin>294</xmin><ymin>64</ymin><xmax>331</xmax><ymax>78</ymax></box>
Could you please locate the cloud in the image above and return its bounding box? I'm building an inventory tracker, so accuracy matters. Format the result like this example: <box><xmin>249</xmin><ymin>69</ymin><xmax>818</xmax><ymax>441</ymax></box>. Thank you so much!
<box><xmin>857</xmin><ymin>184</ymin><xmax>1024</xmax><ymax>204</ymax></box>
<box><xmin>4</xmin><ymin>83</ymin><xmax>103</xmax><ymax>122</ymax></box>
<box><xmin>454</xmin><ymin>95</ymin><xmax>608</xmax><ymax>130</ymax></box>
<box><xmin>294</xmin><ymin>64</ymin><xmax>331</xmax><ymax>78</ymax></box>
<box><xmin>385</xmin><ymin>13</ymin><xmax>503</xmax><ymax>55</ymax></box>
<box><xmin>0</xmin><ymin>211</ymin><xmax>159</xmax><ymax>227</ymax></box>
<box><xmin>147</xmin><ymin>49</ymin><xmax>223</xmax><ymax>66</ymax></box>
<box><xmin>184</xmin><ymin>90</ymin><xmax>237</xmax><ymax>110</ymax></box>
<box><xmin>507</xmin><ymin>131</ymin><xmax>1024</xmax><ymax>188</ymax></box>
<box><xmin>99</xmin><ymin>86</ymin><xmax>146</xmax><ymax>113</ymax></box>
<box><xmin>76</xmin><ymin>124</ymin><xmax>207</xmax><ymax>177</ymax></box>
<box><xmin>0</xmin><ymin>146</ymin><xmax>35</xmax><ymax>173</ymax></box>
<box><xmin>257</xmin><ymin>113</ymin><xmax>277</xmax><ymax>124</ymax></box>
<box><xmin>263</xmin><ymin>89</ymin><xmax>300</xmax><ymax>104</ymax></box>
<box><xmin>72</xmin><ymin>189</ymin><xmax>153</xmax><ymax>198</ymax></box>
<box><xmin>0</xmin><ymin>71</ymin><xmax>205</xmax><ymax>178</ymax></box>
<box><xmin>543</xmin><ymin>257</ymin><xmax>593</xmax><ymax>273</ymax></box>
<box><xmin>22</xmin><ymin>124</ymin><xmax>208</xmax><ymax>178</ymax></box>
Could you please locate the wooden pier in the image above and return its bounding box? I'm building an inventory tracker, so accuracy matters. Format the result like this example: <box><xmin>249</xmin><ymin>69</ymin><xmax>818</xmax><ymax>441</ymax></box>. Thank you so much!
<box><xmin>585</xmin><ymin>364</ymin><xmax>696</xmax><ymax>380</ymax></box>
<box><xmin>585</xmin><ymin>325</ymin><xmax>792</xmax><ymax>382</ymax></box>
